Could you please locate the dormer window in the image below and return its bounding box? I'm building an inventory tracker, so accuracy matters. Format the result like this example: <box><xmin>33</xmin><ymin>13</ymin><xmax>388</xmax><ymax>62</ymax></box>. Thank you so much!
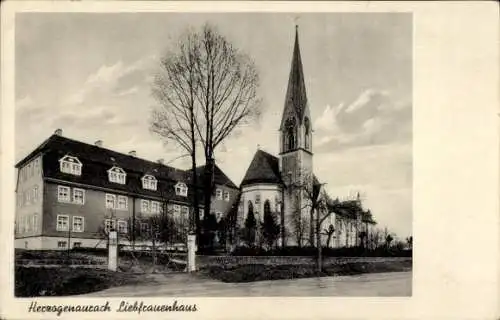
<box><xmin>142</xmin><ymin>175</ymin><xmax>157</xmax><ymax>191</ymax></box>
<box><xmin>108</xmin><ymin>166</ymin><xmax>126</xmax><ymax>184</ymax></box>
<box><xmin>175</xmin><ymin>182</ymin><xmax>188</xmax><ymax>197</ymax></box>
<box><xmin>59</xmin><ymin>155</ymin><xmax>82</xmax><ymax>176</ymax></box>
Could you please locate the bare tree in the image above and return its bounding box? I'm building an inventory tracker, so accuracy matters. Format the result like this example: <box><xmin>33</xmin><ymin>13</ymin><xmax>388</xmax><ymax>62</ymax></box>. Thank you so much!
<box><xmin>190</xmin><ymin>24</ymin><xmax>262</xmax><ymax>236</ymax></box>
<box><xmin>290</xmin><ymin>199</ymin><xmax>308</xmax><ymax>247</ymax></box>
<box><xmin>291</xmin><ymin>172</ymin><xmax>377</xmax><ymax>272</ymax></box>
<box><xmin>151</xmin><ymin>28</ymin><xmax>201</xmax><ymax>239</ymax></box>
<box><xmin>406</xmin><ymin>235</ymin><xmax>413</xmax><ymax>250</ymax></box>
<box><xmin>368</xmin><ymin>227</ymin><xmax>382</xmax><ymax>250</ymax></box>
<box><xmin>322</xmin><ymin>224</ymin><xmax>335</xmax><ymax>249</ymax></box>
<box><xmin>151</xmin><ymin>24</ymin><xmax>261</xmax><ymax>247</ymax></box>
<box><xmin>385</xmin><ymin>233</ymin><xmax>394</xmax><ymax>250</ymax></box>
<box><xmin>361</xmin><ymin>209</ymin><xmax>377</xmax><ymax>249</ymax></box>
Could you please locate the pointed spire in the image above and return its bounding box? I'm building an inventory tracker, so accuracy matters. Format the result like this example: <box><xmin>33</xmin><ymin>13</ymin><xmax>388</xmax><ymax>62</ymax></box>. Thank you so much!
<box><xmin>282</xmin><ymin>25</ymin><xmax>308</xmax><ymax>127</ymax></box>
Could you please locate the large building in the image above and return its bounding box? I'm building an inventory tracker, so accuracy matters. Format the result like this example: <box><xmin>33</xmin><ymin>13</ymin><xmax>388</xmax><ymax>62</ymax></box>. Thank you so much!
<box><xmin>238</xmin><ymin>27</ymin><xmax>374</xmax><ymax>247</ymax></box>
<box><xmin>14</xmin><ymin>130</ymin><xmax>239</xmax><ymax>250</ymax></box>
<box><xmin>16</xmin><ymin>26</ymin><xmax>374</xmax><ymax>251</ymax></box>
<box><xmin>238</xmin><ymin>27</ymin><xmax>316</xmax><ymax>246</ymax></box>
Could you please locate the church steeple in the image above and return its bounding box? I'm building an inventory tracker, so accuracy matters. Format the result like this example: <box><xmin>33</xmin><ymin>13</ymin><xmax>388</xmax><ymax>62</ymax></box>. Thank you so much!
<box><xmin>280</xmin><ymin>25</ymin><xmax>309</xmax><ymax>130</ymax></box>
<box><xmin>277</xmin><ymin>25</ymin><xmax>314</xmax><ymax>247</ymax></box>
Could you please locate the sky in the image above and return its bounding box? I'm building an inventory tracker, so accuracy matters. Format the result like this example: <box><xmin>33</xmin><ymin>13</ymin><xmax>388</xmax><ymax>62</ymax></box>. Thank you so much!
<box><xmin>15</xmin><ymin>12</ymin><xmax>412</xmax><ymax>237</ymax></box>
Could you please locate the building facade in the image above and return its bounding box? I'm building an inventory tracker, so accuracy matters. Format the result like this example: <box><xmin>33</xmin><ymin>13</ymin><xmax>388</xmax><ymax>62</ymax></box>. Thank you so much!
<box><xmin>15</xmin><ymin>130</ymin><xmax>238</xmax><ymax>250</ymax></box>
<box><xmin>238</xmin><ymin>27</ymin><xmax>374</xmax><ymax>248</ymax></box>
<box><xmin>239</xmin><ymin>27</ymin><xmax>318</xmax><ymax>246</ymax></box>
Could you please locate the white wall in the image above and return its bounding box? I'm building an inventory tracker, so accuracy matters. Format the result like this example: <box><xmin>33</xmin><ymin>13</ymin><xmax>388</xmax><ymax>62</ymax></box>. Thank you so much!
<box><xmin>240</xmin><ymin>184</ymin><xmax>282</xmax><ymax>224</ymax></box>
<box><xmin>15</xmin><ymin>236</ymin><xmax>107</xmax><ymax>250</ymax></box>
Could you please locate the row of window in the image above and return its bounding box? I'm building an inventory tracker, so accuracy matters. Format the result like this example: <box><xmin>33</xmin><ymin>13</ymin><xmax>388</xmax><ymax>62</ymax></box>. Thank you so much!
<box><xmin>105</xmin><ymin>193</ymin><xmax>129</xmax><ymax>210</ymax></box>
<box><xmin>56</xmin><ymin>215</ymin><xmax>85</xmax><ymax>232</ymax></box>
<box><xmin>141</xmin><ymin>199</ymin><xmax>161</xmax><ymax>214</ymax></box>
<box><xmin>16</xmin><ymin>213</ymin><xmax>39</xmax><ymax>234</ymax></box>
<box><xmin>55</xmin><ymin>215</ymin><xmax>139</xmax><ymax>234</ymax></box>
<box><xmin>242</xmin><ymin>196</ymin><xmax>282</xmax><ymax>215</ymax></box>
<box><xmin>57</xmin><ymin>241</ymin><xmax>82</xmax><ymax>249</ymax></box>
<box><xmin>104</xmin><ymin>218</ymin><xmax>128</xmax><ymax>234</ymax></box>
<box><xmin>17</xmin><ymin>185</ymin><xmax>40</xmax><ymax>207</ymax></box>
<box><xmin>19</xmin><ymin>158</ymin><xmax>41</xmax><ymax>182</ymax></box>
<box><xmin>102</xmin><ymin>219</ymin><xmax>157</xmax><ymax>234</ymax></box>
<box><xmin>58</xmin><ymin>155</ymin><xmax>190</xmax><ymax>196</ymax></box>
<box><xmin>57</xmin><ymin>186</ymin><xmax>197</xmax><ymax>216</ymax></box>
<box><xmin>241</xmin><ymin>193</ymin><xmax>269</xmax><ymax>205</ymax></box>
<box><xmin>283</xmin><ymin>117</ymin><xmax>311</xmax><ymax>151</ymax></box>
<box><xmin>215</xmin><ymin>189</ymin><xmax>231</xmax><ymax>201</ymax></box>
<box><xmin>58</xmin><ymin>186</ymin><xmax>85</xmax><ymax>204</ymax></box>
<box><xmin>172</xmin><ymin>204</ymin><xmax>189</xmax><ymax>218</ymax></box>
<box><xmin>44</xmin><ymin>209</ymin><xmax>217</xmax><ymax>236</ymax></box>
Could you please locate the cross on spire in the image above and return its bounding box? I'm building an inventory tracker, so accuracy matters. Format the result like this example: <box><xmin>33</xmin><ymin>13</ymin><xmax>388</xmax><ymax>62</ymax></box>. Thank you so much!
<box><xmin>294</xmin><ymin>15</ymin><xmax>300</xmax><ymax>27</ymax></box>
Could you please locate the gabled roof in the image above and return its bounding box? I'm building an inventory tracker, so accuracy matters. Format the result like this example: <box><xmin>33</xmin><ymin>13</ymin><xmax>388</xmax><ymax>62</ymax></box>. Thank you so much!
<box><xmin>194</xmin><ymin>163</ymin><xmax>238</xmax><ymax>189</ymax></box>
<box><xmin>16</xmin><ymin>133</ymin><xmax>232</xmax><ymax>201</ymax></box>
<box><xmin>241</xmin><ymin>149</ymin><xmax>282</xmax><ymax>187</ymax></box>
<box><xmin>280</xmin><ymin>26</ymin><xmax>309</xmax><ymax>130</ymax></box>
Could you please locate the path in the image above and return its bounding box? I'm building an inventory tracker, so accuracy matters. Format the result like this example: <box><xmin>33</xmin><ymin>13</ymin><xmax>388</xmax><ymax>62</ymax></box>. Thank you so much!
<box><xmin>83</xmin><ymin>271</ymin><xmax>412</xmax><ymax>297</ymax></box>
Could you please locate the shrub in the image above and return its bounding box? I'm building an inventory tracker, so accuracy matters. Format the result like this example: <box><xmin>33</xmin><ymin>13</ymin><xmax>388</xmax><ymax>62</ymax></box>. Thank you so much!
<box><xmin>229</xmin><ymin>245</ymin><xmax>412</xmax><ymax>257</ymax></box>
<box><xmin>15</xmin><ymin>267</ymin><xmax>139</xmax><ymax>297</ymax></box>
<box><xmin>203</xmin><ymin>259</ymin><xmax>412</xmax><ymax>283</ymax></box>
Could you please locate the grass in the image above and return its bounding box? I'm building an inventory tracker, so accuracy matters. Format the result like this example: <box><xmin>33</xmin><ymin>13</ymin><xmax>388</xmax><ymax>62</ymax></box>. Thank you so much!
<box><xmin>15</xmin><ymin>267</ymin><xmax>145</xmax><ymax>297</ymax></box>
<box><xmin>202</xmin><ymin>259</ymin><xmax>412</xmax><ymax>283</ymax></box>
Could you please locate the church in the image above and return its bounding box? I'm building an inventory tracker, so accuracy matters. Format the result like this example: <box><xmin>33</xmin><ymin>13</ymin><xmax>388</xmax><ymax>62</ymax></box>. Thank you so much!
<box><xmin>238</xmin><ymin>26</ymin><xmax>327</xmax><ymax>247</ymax></box>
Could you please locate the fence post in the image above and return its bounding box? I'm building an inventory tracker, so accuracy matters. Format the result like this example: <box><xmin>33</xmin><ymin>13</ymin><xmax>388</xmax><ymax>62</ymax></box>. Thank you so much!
<box><xmin>108</xmin><ymin>231</ymin><xmax>118</xmax><ymax>272</ymax></box>
<box><xmin>187</xmin><ymin>232</ymin><xmax>196</xmax><ymax>272</ymax></box>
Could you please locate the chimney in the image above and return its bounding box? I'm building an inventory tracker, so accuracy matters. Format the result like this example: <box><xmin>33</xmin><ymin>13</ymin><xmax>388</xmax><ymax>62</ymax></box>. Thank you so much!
<box><xmin>54</xmin><ymin>129</ymin><xmax>63</xmax><ymax>136</ymax></box>
<box><xmin>94</xmin><ymin>140</ymin><xmax>103</xmax><ymax>147</ymax></box>
<box><xmin>128</xmin><ymin>150</ymin><xmax>137</xmax><ymax>157</ymax></box>
<box><xmin>157</xmin><ymin>158</ymin><xmax>165</xmax><ymax>165</ymax></box>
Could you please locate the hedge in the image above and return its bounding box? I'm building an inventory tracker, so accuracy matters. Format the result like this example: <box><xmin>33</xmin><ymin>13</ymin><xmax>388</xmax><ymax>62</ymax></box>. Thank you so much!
<box><xmin>229</xmin><ymin>246</ymin><xmax>412</xmax><ymax>257</ymax></box>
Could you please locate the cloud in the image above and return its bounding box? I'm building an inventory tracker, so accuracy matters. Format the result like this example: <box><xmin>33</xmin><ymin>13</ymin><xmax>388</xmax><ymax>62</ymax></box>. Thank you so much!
<box><xmin>16</xmin><ymin>95</ymin><xmax>34</xmax><ymax>108</ymax></box>
<box><xmin>117</xmin><ymin>86</ymin><xmax>139</xmax><ymax>96</ymax></box>
<box><xmin>314</xmin><ymin>143</ymin><xmax>412</xmax><ymax>237</ymax></box>
<box><xmin>15</xmin><ymin>95</ymin><xmax>50</xmax><ymax>126</ymax></box>
<box><xmin>64</xmin><ymin>54</ymin><xmax>158</xmax><ymax>106</ymax></box>
<box><xmin>313</xmin><ymin>89</ymin><xmax>412</xmax><ymax>152</ymax></box>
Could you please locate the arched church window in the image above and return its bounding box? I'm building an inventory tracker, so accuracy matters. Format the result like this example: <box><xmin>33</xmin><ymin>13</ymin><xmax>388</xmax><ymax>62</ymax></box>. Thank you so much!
<box><xmin>304</xmin><ymin>117</ymin><xmax>310</xmax><ymax>149</ymax></box>
<box><xmin>247</xmin><ymin>201</ymin><xmax>254</xmax><ymax>216</ymax></box>
<box><xmin>264</xmin><ymin>200</ymin><xmax>271</xmax><ymax>215</ymax></box>
<box><xmin>285</xmin><ymin>117</ymin><xmax>296</xmax><ymax>151</ymax></box>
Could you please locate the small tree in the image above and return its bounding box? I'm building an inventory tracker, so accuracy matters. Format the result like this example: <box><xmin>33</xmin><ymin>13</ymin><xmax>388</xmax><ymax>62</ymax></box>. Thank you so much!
<box><xmin>201</xmin><ymin>212</ymin><xmax>218</xmax><ymax>251</ymax></box>
<box><xmin>394</xmin><ymin>240</ymin><xmax>406</xmax><ymax>252</ymax></box>
<box><xmin>358</xmin><ymin>231</ymin><xmax>367</xmax><ymax>250</ymax></box>
<box><xmin>368</xmin><ymin>228</ymin><xmax>382</xmax><ymax>250</ymax></box>
<box><xmin>385</xmin><ymin>233</ymin><xmax>394</xmax><ymax>250</ymax></box>
<box><xmin>406</xmin><ymin>236</ymin><xmax>413</xmax><ymax>250</ymax></box>
<box><xmin>322</xmin><ymin>224</ymin><xmax>335</xmax><ymax>249</ymax></box>
<box><xmin>217</xmin><ymin>216</ymin><xmax>228</xmax><ymax>249</ymax></box>
<box><xmin>261</xmin><ymin>210</ymin><xmax>280</xmax><ymax>250</ymax></box>
<box><xmin>242</xmin><ymin>207</ymin><xmax>257</xmax><ymax>247</ymax></box>
<box><xmin>290</xmin><ymin>198</ymin><xmax>309</xmax><ymax>247</ymax></box>
<box><xmin>139</xmin><ymin>211</ymin><xmax>177</xmax><ymax>266</ymax></box>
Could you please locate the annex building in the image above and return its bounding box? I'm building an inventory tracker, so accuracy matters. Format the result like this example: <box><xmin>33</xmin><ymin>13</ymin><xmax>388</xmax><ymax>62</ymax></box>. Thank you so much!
<box><xmin>15</xmin><ymin>130</ymin><xmax>239</xmax><ymax>250</ymax></box>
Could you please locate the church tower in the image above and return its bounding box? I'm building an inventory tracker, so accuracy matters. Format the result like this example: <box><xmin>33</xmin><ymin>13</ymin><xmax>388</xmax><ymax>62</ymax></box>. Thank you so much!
<box><xmin>279</xmin><ymin>26</ymin><xmax>313</xmax><ymax>245</ymax></box>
